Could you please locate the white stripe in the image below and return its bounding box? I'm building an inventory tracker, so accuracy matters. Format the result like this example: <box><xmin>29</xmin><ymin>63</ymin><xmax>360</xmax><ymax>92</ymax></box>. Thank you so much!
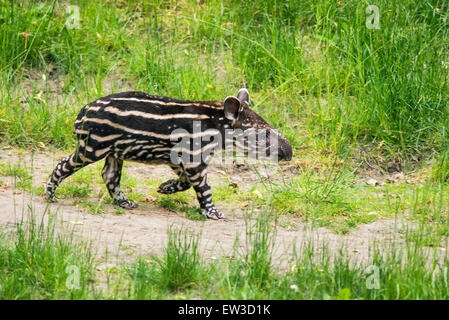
<box><xmin>137</xmin><ymin>150</ymin><xmax>147</xmax><ymax>157</ymax></box>
<box><xmin>95</xmin><ymin>100</ymin><xmax>110</xmax><ymax>105</ymax></box>
<box><xmin>189</xmin><ymin>172</ymin><xmax>201</xmax><ymax>181</ymax></box>
<box><xmin>199</xmin><ymin>176</ymin><xmax>207</xmax><ymax>187</ymax></box>
<box><xmin>78</xmin><ymin>153</ymin><xmax>93</xmax><ymax>163</ymax></box>
<box><xmin>89</xmin><ymin>133</ymin><xmax>122</xmax><ymax>142</ymax></box>
<box><xmin>103</xmin><ymin>106</ymin><xmax>210</xmax><ymax>120</ymax></box>
<box><xmin>152</xmin><ymin>147</ymin><xmax>172</xmax><ymax>152</ymax></box>
<box><xmin>74</xmin><ymin>129</ymin><xmax>89</xmax><ymax>135</ymax></box>
<box><xmin>82</xmin><ymin>118</ymin><xmax>219</xmax><ymax>140</ymax></box>
<box><xmin>184</xmin><ymin>162</ymin><xmax>202</xmax><ymax>169</ymax></box>
<box><xmin>110</xmin><ymin>97</ymin><xmax>223</xmax><ymax>109</ymax></box>
<box><xmin>172</xmin><ymin>142</ymin><xmax>219</xmax><ymax>156</ymax></box>
<box><xmin>122</xmin><ymin>145</ymin><xmax>132</xmax><ymax>155</ymax></box>
<box><xmin>74</xmin><ymin>117</ymin><xmax>86</xmax><ymax>125</ymax></box>
<box><xmin>95</xmin><ymin>147</ymin><xmax>111</xmax><ymax>158</ymax></box>
<box><xmin>114</xmin><ymin>139</ymin><xmax>137</xmax><ymax>146</ymax></box>
<box><xmin>142</xmin><ymin>144</ymin><xmax>164</xmax><ymax>149</ymax></box>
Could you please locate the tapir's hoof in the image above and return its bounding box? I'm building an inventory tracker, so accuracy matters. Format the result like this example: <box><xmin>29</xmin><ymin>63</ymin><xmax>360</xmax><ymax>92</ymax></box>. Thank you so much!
<box><xmin>157</xmin><ymin>179</ymin><xmax>178</xmax><ymax>195</ymax></box>
<box><xmin>44</xmin><ymin>194</ymin><xmax>57</xmax><ymax>203</ymax></box>
<box><xmin>117</xmin><ymin>199</ymin><xmax>138</xmax><ymax>209</ymax></box>
<box><xmin>201</xmin><ymin>207</ymin><xmax>224</xmax><ymax>220</ymax></box>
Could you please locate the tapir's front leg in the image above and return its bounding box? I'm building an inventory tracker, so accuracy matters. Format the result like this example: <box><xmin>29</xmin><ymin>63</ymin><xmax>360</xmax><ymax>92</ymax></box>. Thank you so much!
<box><xmin>184</xmin><ymin>164</ymin><xmax>224</xmax><ymax>220</ymax></box>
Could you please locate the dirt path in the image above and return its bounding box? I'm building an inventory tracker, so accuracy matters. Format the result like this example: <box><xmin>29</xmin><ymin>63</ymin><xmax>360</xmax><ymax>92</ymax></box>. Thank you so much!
<box><xmin>0</xmin><ymin>148</ymin><xmax>408</xmax><ymax>268</ymax></box>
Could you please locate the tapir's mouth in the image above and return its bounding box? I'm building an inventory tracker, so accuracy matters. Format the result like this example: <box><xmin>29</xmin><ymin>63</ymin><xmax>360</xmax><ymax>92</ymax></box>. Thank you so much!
<box><xmin>276</xmin><ymin>133</ymin><xmax>293</xmax><ymax>162</ymax></box>
<box><xmin>224</xmin><ymin>128</ymin><xmax>293</xmax><ymax>162</ymax></box>
<box><xmin>278</xmin><ymin>144</ymin><xmax>292</xmax><ymax>161</ymax></box>
<box><xmin>262</xmin><ymin>129</ymin><xmax>293</xmax><ymax>162</ymax></box>
<box><xmin>279</xmin><ymin>149</ymin><xmax>292</xmax><ymax>161</ymax></box>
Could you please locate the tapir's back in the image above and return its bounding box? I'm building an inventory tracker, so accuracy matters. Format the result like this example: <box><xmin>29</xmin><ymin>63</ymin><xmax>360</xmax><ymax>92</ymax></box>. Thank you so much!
<box><xmin>73</xmin><ymin>91</ymin><xmax>224</xmax><ymax>138</ymax></box>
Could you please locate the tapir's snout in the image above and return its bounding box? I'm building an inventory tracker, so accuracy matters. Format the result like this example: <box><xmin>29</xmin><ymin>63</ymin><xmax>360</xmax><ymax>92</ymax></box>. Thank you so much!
<box><xmin>278</xmin><ymin>136</ymin><xmax>293</xmax><ymax>161</ymax></box>
<box><xmin>266</xmin><ymin>128</ymin><xmax>292</xmax><ymax>162</ymax></box>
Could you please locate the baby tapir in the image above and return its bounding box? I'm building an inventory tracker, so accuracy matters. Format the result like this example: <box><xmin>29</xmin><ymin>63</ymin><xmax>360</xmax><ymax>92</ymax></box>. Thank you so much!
<box><xmin>45</xmin><ymin>88</ymin><xmax>293</xmax><ymax>219</ymax></box>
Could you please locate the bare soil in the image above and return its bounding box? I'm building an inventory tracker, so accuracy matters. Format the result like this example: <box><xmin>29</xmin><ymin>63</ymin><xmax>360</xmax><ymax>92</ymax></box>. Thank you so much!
<box><xmin>0</xmin><ymin>148</ymin><xmax>409</xmax><ymax>268</ymax></box>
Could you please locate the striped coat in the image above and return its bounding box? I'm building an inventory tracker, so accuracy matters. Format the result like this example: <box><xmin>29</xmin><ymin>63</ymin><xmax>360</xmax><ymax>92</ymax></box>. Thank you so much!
<box><xmin>45</xmin><ymin>89</ymin><xmax>292</xmax><ymax>219</ymax></box>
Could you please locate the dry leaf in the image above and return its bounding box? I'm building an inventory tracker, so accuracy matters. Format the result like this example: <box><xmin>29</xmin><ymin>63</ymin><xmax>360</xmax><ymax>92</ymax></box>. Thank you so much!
<box><xmin>216</xmin><ymin>170</ymin><xmax>228</xmax><ymax>177</ymax></box>
<box><xmin>145</xmin><ymin>195</ymin><xmax>156</xmax><ymax>203</ymax></box>
<box><xmin>252</xmin><ymin>190</ymin><xmax>262</xmax><ymax>198</ymax></box>
<box><xmin>69</xmin><ymin>221</ymin><xmax>83</xmax><ymax>225</ymax></box>
<box><xmin>229</xmin><ymin>182</ymin><xmax>238</xmax><ymax>189</ymax></box>
<box><xmin>366</xmin><ymin>178</ymin><xmax>378</xmax><ymax>186</ymax></box>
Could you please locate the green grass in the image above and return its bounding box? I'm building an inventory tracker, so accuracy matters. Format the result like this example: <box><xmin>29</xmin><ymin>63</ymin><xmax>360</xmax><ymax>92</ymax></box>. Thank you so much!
<box><xmin>2</xmin><ymin>197</ymin><xmax>449</xmax><ymax>299</ymax></box>
<box><xmin>131</xmin><ymin>226</ymin><xmax>203</xmax><ymax>293</ymax></box>
<box><xmin>1</xmin><ymin>0</ymin><xmax>448</xmax><ymax>157</ymax></box>
<box><xmin>157</xmin><ymin>194</ymin><xmax>206</xmax><ymax>220</ymax></box>
<box><xmin>0</xmin><ymin>161</ymin><xmax>33</xmax><ymax>191</ymax></box>
<box><xmin>0</xmin><ymin>143</ymin><xmax>445</xmax><ymax>231</ymax></box>
<box><xmin>1</xmin><ymin>0</ymin><xmax>449</xmax><ymax>300</ymax></box>
<box><xmin>75</xmin><ymin>197</ymin><xmax>107</xmax><ymax>215</ymax></box>
<box><xmin>123</xmin><ymin>210</ymin><xmax>449</xmax><ymax>299</ymax></box>
<box><xmin>1</xmin><ymin>0</ymin><xmax>448</xmax><ymax>225</ymax></box>
<box><xmin>0</xmin><ymin>209</ymin><xmax>98</xmax><ymax>299</ymax></box>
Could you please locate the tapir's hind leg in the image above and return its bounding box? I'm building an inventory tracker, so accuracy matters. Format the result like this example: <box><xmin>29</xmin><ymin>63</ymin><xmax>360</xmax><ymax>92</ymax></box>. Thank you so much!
<box><xmin>102</xmin><ymin>155</ymin><xmax>137</xmax><ymax>209</ymax></box>
<box><xmin>157</xmin><ymin>164</ymin><xmax>192</xmax><ymax>195</ymax></box>
<box><xmin>45</xmin><ymin>145</ymin><xmax>97</xmax><ymax>202</ymax></box>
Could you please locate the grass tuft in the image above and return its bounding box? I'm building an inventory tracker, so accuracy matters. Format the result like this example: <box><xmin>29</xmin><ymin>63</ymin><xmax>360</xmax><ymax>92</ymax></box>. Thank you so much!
<box><xmin>0</xmin><ymin>208</ymin><xmax>97</xmax><ymax>299</ymax></box>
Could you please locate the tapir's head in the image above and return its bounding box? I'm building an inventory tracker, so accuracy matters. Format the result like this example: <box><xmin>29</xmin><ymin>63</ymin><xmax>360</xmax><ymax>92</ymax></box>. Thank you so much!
<box><xmin>221</xmin><ymin>88</ymin><xmax>293</xmax><ymax>162</ymax></box>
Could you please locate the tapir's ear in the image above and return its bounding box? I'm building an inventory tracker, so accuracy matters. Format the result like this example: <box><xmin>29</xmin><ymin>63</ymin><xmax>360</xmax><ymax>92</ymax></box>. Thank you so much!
<box><xmin>223</xmin><ymin>96</ymin><xmax>241</xmax><ymax>121</ymax></box>
<box><xmin>237</xmin><ymin>88</ymin><xmax>249</xmax><ymax>105</ymax></box>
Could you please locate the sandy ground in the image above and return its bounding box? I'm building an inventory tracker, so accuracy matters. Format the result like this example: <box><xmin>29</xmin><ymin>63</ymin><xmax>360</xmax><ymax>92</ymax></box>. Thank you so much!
<box><xmin>0</xmin><ymin>148</ymin><xmax>410</xmax><ymax>268</ymax></box>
